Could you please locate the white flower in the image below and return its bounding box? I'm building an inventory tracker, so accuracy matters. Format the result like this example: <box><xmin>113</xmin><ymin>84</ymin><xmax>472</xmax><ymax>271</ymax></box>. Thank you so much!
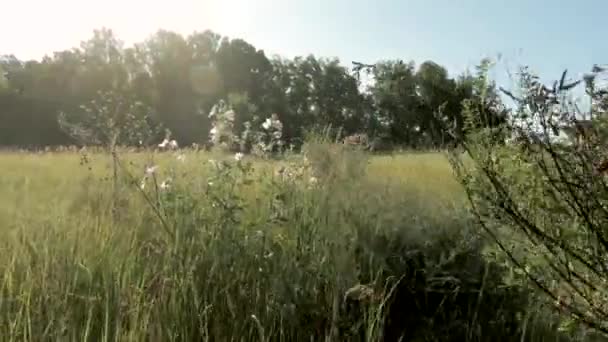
<box><xmin>209</xmin><ymin>126</ymin><xmax>220</xmax><ymax>144</ymax></box>
<box><xmin>160</xmin><ymin>178</ymin><xmax>172</xmax><ymax>190</ymax></box>
<box><xmin>176</xmin><ymin>153</ymin><xmax>186</xmax><ymax>162</ymax></box>
<box><xmin>262</xmin><ymin>118</ymin><xmax>272</xmax><ymax>130</ymax></box>
<box><xmin>583</xmin><ymin>72</ymin><xmax>597</xmax><ymax>83</ymax></box>
<box><xmin>224</xmin><ymin>109</ymin><xmax>236</xmax><ymax>122</ymax></box>
<box><xmin>309</xmin><ymin>176</ymin><xmax>318</xmax><ymax>185</ymax></box>
<box><xmin>145</xmin><ymin>165</ymin><xmax>158</xmax><ymax>176</ymax></box>
<box><xmin>273</xmin><ymin>131</ymin><xmax>282</xmax><ymax>140</ymax></box>
<box><xmin>158</xmin><ymin>138</ymin><xmax>169</xmax><ymax>148</ymax></box>
<box><xmin>234</xmin><ymin>152</ymin><xmax>244</xmax><ymax>162</ymax></box>
<box><xmin>138</xmin><ymin>140</ymin><xmax>143</xmax><ymax>146</ymax></box>
<box><xmin>139</xmin><ymin>178</ymin><xmax>147</xmax><ymax>190</ymax></box>
<box><xmin>169</xmin><ymin>140</ymin><xmax>179</xmax><ymax>150</ymax></box>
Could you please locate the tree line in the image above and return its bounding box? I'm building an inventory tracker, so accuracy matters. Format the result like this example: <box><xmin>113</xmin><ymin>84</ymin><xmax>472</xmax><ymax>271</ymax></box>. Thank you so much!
<box><xmin>0</xmin><ymin>28</ymin><xmax>507</xmax><ymax>149</ymax></box>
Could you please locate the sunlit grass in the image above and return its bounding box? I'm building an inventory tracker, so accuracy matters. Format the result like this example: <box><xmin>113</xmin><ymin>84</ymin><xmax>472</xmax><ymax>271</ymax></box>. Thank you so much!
<box><xmin>0</xmin><ymin>148</ymin><xmax>597</xmax><ymax>341</ymax></box>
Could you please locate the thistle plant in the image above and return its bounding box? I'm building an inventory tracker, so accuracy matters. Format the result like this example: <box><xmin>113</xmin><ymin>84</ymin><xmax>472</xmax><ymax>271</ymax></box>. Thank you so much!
<box><xmin>253</xmin><ymin>113</ymin><xmax>285</xmax><ymax>157</ymax></box>
<box><xmin>208</xmin><ymin>100</ymin><xmax>237</xmax><ymax>151</ymax></box>
<box><xmin>208</xmin><ymin>98</ymin><xmax>286</xmax><ymax>158</ymax></box>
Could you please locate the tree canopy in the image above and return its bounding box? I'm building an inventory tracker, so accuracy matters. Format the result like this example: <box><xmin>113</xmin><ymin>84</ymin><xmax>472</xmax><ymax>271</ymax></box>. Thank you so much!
<box><xmin>0</xmin><ymin>28</ymin><xmax>506</xmax><ymax>149</ymax></box>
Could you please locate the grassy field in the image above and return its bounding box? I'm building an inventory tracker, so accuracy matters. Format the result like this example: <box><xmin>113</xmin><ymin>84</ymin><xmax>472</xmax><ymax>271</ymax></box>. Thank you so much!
<box><xmin>0</xmin><ymin>146</ymin><xmax>602</xmax><ymax>341</ymax></box>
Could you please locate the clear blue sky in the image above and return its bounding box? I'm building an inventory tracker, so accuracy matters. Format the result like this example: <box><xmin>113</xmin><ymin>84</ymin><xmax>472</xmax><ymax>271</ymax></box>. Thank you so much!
<box><xmin>237</xmin><ymin>0</ymin><xmax>606</xmax><ymax>90</ymax></box>
<box><xmin>3</xmin><ymin>0</ymin><xmax>606</xmax><ymax>90</ymax></box>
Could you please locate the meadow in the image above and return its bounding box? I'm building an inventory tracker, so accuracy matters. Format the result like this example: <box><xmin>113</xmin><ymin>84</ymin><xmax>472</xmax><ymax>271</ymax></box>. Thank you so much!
<box><xmin>0</xmin><ymin>145</ymin><xmax>603</xmax><ymax>341</ymax></box>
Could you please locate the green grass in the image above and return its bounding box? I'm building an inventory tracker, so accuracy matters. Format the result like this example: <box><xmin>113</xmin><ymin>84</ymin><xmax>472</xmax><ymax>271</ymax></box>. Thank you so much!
<box><xmin>0</xmin><ymin>147</ymin><xmax>602</xmax><ymax>341</ymax></box>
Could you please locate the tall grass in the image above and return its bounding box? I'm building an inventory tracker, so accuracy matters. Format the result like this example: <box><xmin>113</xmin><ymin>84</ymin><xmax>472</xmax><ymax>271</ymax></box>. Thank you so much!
<box><xmin>0</xmin><ymin>145</ymin><xmax>602</xmax><ymax>341</ymax></box>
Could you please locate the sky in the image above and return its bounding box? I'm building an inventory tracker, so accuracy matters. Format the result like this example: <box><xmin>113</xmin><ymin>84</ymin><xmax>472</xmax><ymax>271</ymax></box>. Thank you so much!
<box><xmin>2</xmin><ymin>0</ymin><xmax>607</xmax><ymax>90</ymax></box>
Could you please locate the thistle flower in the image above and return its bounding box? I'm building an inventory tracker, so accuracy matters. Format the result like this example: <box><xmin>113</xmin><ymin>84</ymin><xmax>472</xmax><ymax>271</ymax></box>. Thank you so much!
<box><xmin>583</xmin><ymin>72</ymin><xmax>597</xmax><ymax>83</ymax></box>
<box><xmin>145</xmin><ymin>165</ymin><xmax>158</xmax><ymax>176</ymax></box>
<box><xmin>224</xmin><ymin>109</ymin><xmax>236</xmax><ymax>122</ymax></box>
<box><xmin>158</xmin><ymin>137</ymin><xmax>179</xmax><ymax>150</ymax></box>
<box><xmin>158</xmin><ymin>138</ymin><xmax>170</xmax><ymax>148</ymax></box>
<box><xmin>160</xmin><ymin>178</ymin><xmax>172</xmax><ymax>190</ymax></box>
<box><xmin>209</xmin><ymin>126</ymin><xmax>219</xmax><ymax>144</ymax></box>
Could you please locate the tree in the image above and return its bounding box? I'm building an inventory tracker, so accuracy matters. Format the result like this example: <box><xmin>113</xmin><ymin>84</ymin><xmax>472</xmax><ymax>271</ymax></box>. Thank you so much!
<box><xmin>58</xmin><ymin>89</ymin><xmax>162</xmax><ymax>148</ymax></box>
<box><xmin>268</xmin><ymin>55</ymin><xmax>369</xmax><ymax>146</ymax></box>
<box><xmin>368</xmin><ymin>60</ymin><xmax>423</xmax><ymax>146</ymax></box>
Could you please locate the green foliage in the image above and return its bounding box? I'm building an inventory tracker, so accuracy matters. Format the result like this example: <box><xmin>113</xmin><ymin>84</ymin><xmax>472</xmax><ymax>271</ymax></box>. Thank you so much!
<box><xmin>449</xmin><ymin>63</ymin><xmax>608</xmax><ymax>337</ymax></box>
<box><xmin>58</xmin><ymin>90</ymin><xmax>163</xmax><ymax>148</ymax></box>
<box><xmin>1</xmin><ymin>29</ymin><xmax>499</xmax><ymax>150</ymax></box>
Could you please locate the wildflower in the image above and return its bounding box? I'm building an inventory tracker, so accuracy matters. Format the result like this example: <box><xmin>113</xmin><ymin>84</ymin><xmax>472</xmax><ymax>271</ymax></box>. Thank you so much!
<box><xmin>273</xmin><ymin>131</ymin><xmax>282</xmax><ymax>140</ymax></box>
<box><xmin>234</xmin><ymin>152</ymin><xmax>244</xmax><ymax>162</ymax></box>
<box><xmin>258</xmin><ymin>141</ymin><xmax>268</xmax><ymax>151</ymax></box>
<box><xmin>583</xmin><ymin>72</ymin><xmax>597</xmax><ymax>83</ymax></box>
<box><xmin>309</xmin><ymin>176</ymin><xmax>318</xmax><ymax>186</ymax></box>
<box><xmin>160</xmin><ymin>178</ymin><xmax>172</xmax><ymax>190</ymax></box>
<box><xmin>176</xmin><ymin>153</ymin><xmax>186</xmax><ymax>162</ymax></box>
<box><xmin>270</xmin><ymin>114</ymin><xmax>283</xmax><ymax>131</ymax></box>
<box><xmin>158</xmin><ymin>138</ymin><xmax>170</xmax><ymax>148</ymax></box>
<box><xmin>169</xmin><ymin>140</ymin><xmax>179</xmax><ymax>150</ymax></box>
<box><xmin>224</xmin><ymin>109</ymin><xmax>236</xmax><ymax>122</ymax></box>
<box><xmin>145</xmin><ymin>165</ymin><xmax>158</xmax><ymax>176</ymax></box>
<box><xmin>262</xmin><ymin>118</ymin><xmax>272</xmax><ymax>130</ymax></box>
<box><xmin>209</xmin><ymin>126</ymin><xmax>220</xmax><ymax>144</ymax></box>
<box><xmin>139</xmin><ymin>178</ymin><xmax>147</xmax><ymax>190</ymax></box>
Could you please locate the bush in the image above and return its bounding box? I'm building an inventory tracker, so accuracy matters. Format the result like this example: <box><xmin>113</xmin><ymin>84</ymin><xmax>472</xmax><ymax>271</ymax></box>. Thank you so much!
<box><xmin>448</xmin><ymin>63</ymin><xmax>608</xmax><ymax>339</ymax></box>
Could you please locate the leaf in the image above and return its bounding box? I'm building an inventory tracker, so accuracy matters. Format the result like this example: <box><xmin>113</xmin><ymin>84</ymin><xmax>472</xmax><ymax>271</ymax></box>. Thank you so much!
<box><xmin>559</xmin><ymin>69</ymin><xmax>568</xmax><ymax>90</ymax></box>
